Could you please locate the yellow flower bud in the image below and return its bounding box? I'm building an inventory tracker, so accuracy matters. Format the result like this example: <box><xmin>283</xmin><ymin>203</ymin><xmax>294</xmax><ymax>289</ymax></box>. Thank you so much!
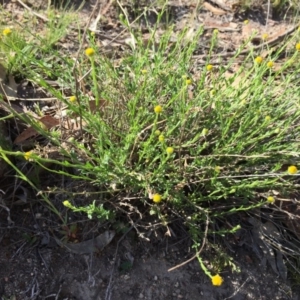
<box><xmin>152</xmin><ymin>193</ymin><xmax>162</xmax><ymax>203</ymax></box>
<box><xmin>154</xmin><ymin>105</ymin><xmax>163</xmax><ymax>114</ymax></box>
<box><xmin>288</xmin><ymin>165</ymin><xmax>298</xmax><ymax>175</ymax></box>
<box><xmin>85</xmin><ymin>47</ymin><xmax>95</xmax><ymax>57</ymax></box>
<box><xmin>166</xmin><ymin>147</ymin><xmax>174</xmax><ymax>155</ymax></box>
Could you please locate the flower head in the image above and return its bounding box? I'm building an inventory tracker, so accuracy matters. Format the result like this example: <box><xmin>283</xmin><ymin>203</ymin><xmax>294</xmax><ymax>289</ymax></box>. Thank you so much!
<box><xmin>274</xmin><ymin>128</ymin><xmax>280</xmax><ymax>134</ymax></box>
<box><xmin>63</xmin><ymin>200</ymin><xmax>72</xmax><ymax>208</ymax></box>
<box><xmin>210</xmin><ymin>89</ymin><xmax>216</xmax><ymax>97</ymax></box>
<box><xmin>243</xmin><ymin>19</ymin><xmax>249</xmax><ymax>25</ymax></box>
<box><xmin>254</xmin><ymin>56</ymin><xmax>263</xmax><ymax>64</ymax></box>
<box><xmin>267</xmin><ymin>61</ymin><xmax>274</xmax><ymax>68</ymax></box>
<box><xmin>265</xmin><ymin>115</ymin><xmax>271</xmax><ymax>121</ymax></box>
<box><xmin>158</xmin><ymin>134</ymin><xmax>164</xmax><ymax>142</ymax></box>
<box><xmin>202</xmin><ymin>128</ymin><xmax>209</xmax><ymax>136</ymax></box>
<box><xmin>262</xmin><ymin>33</ymin><xmax>268</xmax><ymax>40</ymax></box>
<box><xmin>154</xmin><ymin>129</ymin><xmax>161</xmax><ymax>136</ymax></box>
<box><xmin>267</xmin><ymin>196</ymin><xmax>275</xmax><ymax>204</ymax></box>
<box><xmin>3</xmin><ymin>28</ymin><xmax>12</xmax><ymax>36</ymax></box>
<box><xmin>215</xmin><ymin>166</ymin><xmax>221</xmax><ymax>173</ymax></box>
<box><xmin>206</xmin><ymin>64</ymin><xmax>213</xmax><ymax>71</ymax></box>
<box><xmin>141</xmin><ymin>69</ymin><xmax>147</xmax><ymax>74</ymax></box>
<box><xmin>166</xmin><ymin>147</ymin><xmax>174</xmax><ymax>155</ymax></box>
<box><xmin>211</xmin><ymin>274</ymin><xmax>223</xmax><ymax>286</ymax></box>
<box><xmin>185</xmin><ymin>78</ymin><xmax>192</xmax><ymax>85</ymax></box>
<box><xmin>154</xmin><ymin>105</ymin><xmax>163</xmax><ymax>114</ymax></box>
<box><xmin>85</xmin><ymin>47</ymin><xmax>95</xmax><ymax>57</ymax></box>
<box><xmin>288</xmin><ymin>165</ymin><xmax>298</xmax><ymax>175</ymax></box>
<box><xmin>69</xmin><ymin>96</ymin><xmax>77</xmax><ymax>102</ymax></box>
<box><xmin>296</xmin><ymin>43</ymin><xmax>300</xmax><ymax>51</ymax></box>
<box><xmin>24</xmin><ymin>151</ymin><xmax>32</xmax><ymax>161</ymax></box>
<box><xmin>152</xmin><ymin>193</ymin><xmax>162</xmax><ymax>203</ymax></box>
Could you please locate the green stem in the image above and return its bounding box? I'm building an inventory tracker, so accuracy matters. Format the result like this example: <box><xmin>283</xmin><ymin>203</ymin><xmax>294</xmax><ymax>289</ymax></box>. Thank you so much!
<box><xmin>0</xmin><ymin>148</ymin><xmax>65</xmax><ymax>223</ymax></box>
<box><xmin>91</xmin><ymin>58</ymin><xmax>100</xmax><ymax>107</ymax></box>
<box><xmin>196</xmin><ymin>253</ymin><xmax>212</xmax><ymax>278</ymax></box>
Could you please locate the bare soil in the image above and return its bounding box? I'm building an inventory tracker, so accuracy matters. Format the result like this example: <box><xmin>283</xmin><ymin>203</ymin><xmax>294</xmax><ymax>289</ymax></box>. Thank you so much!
<box><xmin>0</xmin><ymin>216</ymin><xmax>299</xmax><ymax>300</ymax></box>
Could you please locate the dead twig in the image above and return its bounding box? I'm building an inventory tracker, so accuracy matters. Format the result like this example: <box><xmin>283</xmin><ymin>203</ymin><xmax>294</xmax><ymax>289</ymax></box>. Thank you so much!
<box><xmin>89</xmin><ymin>0</ymin><xmax>114</xmax><ymax>32</ymax></box>
<box><xmin>16</xmin><ymin>0</ymin><xmax>49</xmax><ymax>21</ymax></box>
<box><xmin>168</xmin><ymin>214</ymin><xmax>209</xmax><ymax>272</ymax></box>
<box><xmin>208</xmin><ymin>0</ymin><xmax>232</xmax><ymax>11</ymax></box>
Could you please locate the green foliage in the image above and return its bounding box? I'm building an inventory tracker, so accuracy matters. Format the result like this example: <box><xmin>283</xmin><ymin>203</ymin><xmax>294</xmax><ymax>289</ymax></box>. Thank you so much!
<box><xmin>63</xmin><ymin>200</ymin><xmax>115</xmax><ymax>221</ymax></box>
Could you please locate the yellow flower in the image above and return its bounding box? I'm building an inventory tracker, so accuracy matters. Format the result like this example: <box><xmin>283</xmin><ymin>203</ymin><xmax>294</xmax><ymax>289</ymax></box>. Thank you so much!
<box><xmin>158</xmin><ymin>134</ymin><xmax>164</xmax><ymax>142</ymax></box>
<box><xmin>69</xmin><ymin>96</ymin><xmax>77</xmax><ymax>102</ymax></box>
<box><xmin>267</xmin><ymin>61</ymin><xmax>274</xmax><ymax>68</ymax></box>
<box><xmin>215</xmin><ymin>166</ymin><xmax>221</xmax><ymax>173</ymax></box>
<box><xmin>262</xmin><ymin>33</ymin><xmax>268</xmax><ymax>40</ymax></box>
<box><xmin>243</xmin><ymin>19</ymin><xmax>249</xmax><ymax>25</ymax></box>
<box><xmin>254</xmin><ymin>56</ymin><xmax>263</xmax><ymax>64</ymax></box>
<box><xmin>267</xmin><ymin>196</ymin><xmax>275</xmax><ymax>204</ymax></box>
<box><xmin>154</xmin><ymin>130</ymin><xmax>161</xmax><ymax>136</ymax></box>
<box><xmin>296</xmin><ymin>43</ymin><xmax>300</xmax><ymax>51</ymax></box>
<box><xmin>206</xmin><ymin>64</ymin><xmax>213</xmax><ymax>71</ymax></box>
<box><xmin>24</xmin><ymin>151</ymin><xmax>32</xmax><ymax>161</ymax></box>
<box><xmin>202</xmin><ymin>128</ymin><xmax>209</xmax><ymax>136</ymax></box>
<box><xmin>85</xmin><ymin>47</ymin><xmax>95</xmax><ymax>57</ymax></box>
<box><xmin>185</xmin><ymin>78</ymin><xmax>192</xmax><ymax>85</ymax></box>
<box><xmin>3</xmin><ymin>28</ymin><xmax>12</xmax><ymax>36</ymax></box>
<box><xmin>166</xmin><ymin>147</ymin><xmax>174</xmax><ymax>155</ymax></box>
<box><xmin>211</xmin><ymin>274</ymin><xmax>223</xmax><ymax>286</ymax></box>
<box><xmin>265</xmin><ymin>115</ymin><xmax>271</xmax><ymax>121</ymax></box>
<box><xmin>210</xmin><ymin>89</ymin><xmax>216</xmax><ymax>97</ymax></box>
<box><xmin>154</xmin><ymin>105</ymin><xmax>163</xmax><ymax>114</ymax></box>
<box><xmin>213</xmin><ymin>29</ymin><xmax>218</xmax><ymax>35</ymax></box>
<box><xmin>141</xmin><ymin>69</ymin><xmax>147</xmax><ymax>74</ymax></box>
<box><xmin>288</xmin><ymin>165</ymin><xmax>298</xmax><ymax>175</ymax></box>
<box><xmin>63</xmin><ymin>200</ymin><xmax>72</xmax><ymax>208</ymax></box>
<box><xmin>153</xmin><ymin>193</ymin><xmax>162</xmax><ymax>203</ymax></box>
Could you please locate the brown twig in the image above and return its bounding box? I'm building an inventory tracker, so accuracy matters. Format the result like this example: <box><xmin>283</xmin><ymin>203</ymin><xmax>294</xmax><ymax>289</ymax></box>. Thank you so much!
<box><xmin>168</xmin><ymin>214</ymin><xmax>209</xmax><ymax>272</ymax></box>
<box><xmin>16</xmin><ymin>0</ymin><xmax>49</xmax><ymax>21</ymax></box>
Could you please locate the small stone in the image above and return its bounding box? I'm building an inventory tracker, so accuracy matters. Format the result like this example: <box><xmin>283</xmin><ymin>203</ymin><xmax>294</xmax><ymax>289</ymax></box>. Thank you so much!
<box><xmin>174</xmin><ymin>282</ymin><xmax>179</xmax><ymax>288</ymax></box>
<box><xmin>154</xmin><ymin>276</ymin><xmax>158</xmax><ymax>281</ymax></box>
<box><xmin>139</xmin><ymin>293</ymin><xmax>144</xmax><ymax>299</ymax></box>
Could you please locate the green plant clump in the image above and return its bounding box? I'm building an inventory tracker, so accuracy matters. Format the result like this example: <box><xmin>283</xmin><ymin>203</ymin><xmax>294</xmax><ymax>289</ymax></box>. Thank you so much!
<box><xmin>0</xmin><ymin>3</ymin><xmax>300</xmax><ymax>285</ymax></box>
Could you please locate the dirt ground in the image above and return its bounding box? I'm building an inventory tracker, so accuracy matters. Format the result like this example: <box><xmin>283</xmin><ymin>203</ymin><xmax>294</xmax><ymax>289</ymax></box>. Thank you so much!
<box><xmin>1</xmin><ymin>0</ymin><xmax>300</xmax><ymax>299</ymax></box>
<box><xmin>1</xmin><ymin>217</ymin><xmax>299</xmax><ymax>300</ymax></box>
